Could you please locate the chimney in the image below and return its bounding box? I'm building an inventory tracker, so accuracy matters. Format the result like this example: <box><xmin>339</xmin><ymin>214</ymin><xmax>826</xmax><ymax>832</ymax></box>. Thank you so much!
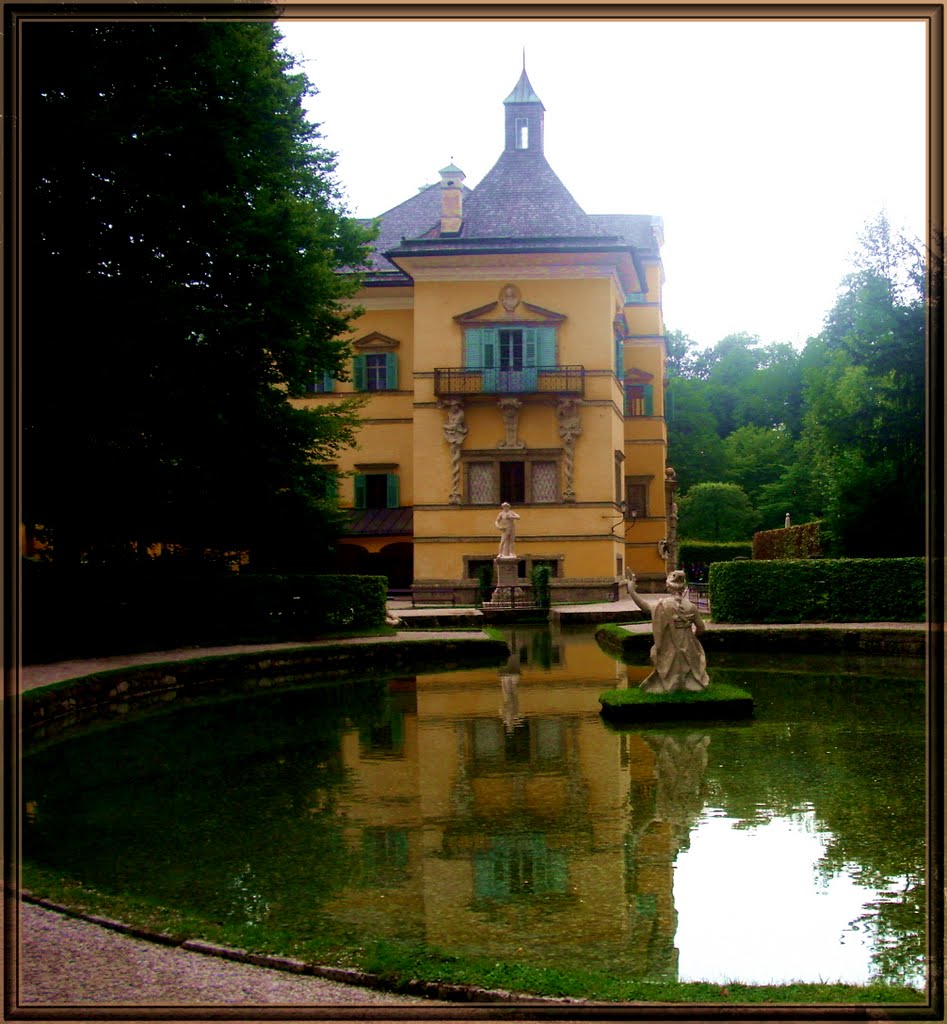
<box><xmin>438</xmin><ymin>163</ymin><xmax>465</xmax><ymax>235</ymax></box>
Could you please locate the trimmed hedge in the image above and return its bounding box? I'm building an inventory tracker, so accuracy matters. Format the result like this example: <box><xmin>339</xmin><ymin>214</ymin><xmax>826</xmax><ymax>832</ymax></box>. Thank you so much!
<box><xmin>753</xmin><ymin>521</ymin><xmax>822</xmax><ymax>560</ymax></box>
<box><xmin>678</xmin><ymin>541</ymin><xmax>752</xmax><ymax>565</ymax></box>
<box><xmin>708</xmin><ymin>558</ymin><xmax>925</xmax><ymax>623</ymax></box>
<box><xmin>22</xmin><ymin>565</ymin><xmax>389</xmax><ymax>663</ymax></box>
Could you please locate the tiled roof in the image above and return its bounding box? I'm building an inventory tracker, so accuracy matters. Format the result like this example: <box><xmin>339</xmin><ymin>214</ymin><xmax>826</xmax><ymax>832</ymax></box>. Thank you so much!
<box><xmin>344</xmin><ymin>506</ymin><xmax>414</xmax><ymax>536</ymax></box>
<box><xmin>361</xmin><ymin>183</ymin><xmax>472</xmax><ymax>278</ymax></box>
<box><xmin>357</xmin><ymin>72</ymin><xmax>663</xmax><ymax>284</ymax></box>
<box><xmin>589</xmin><ymin>214</ymin><xmax>661</xmax><ymax>255</ymax></box>
<box><xmin>457</xmin><ymin>149</ymin><xmax>600</xmax><ymax>239</ymax></box>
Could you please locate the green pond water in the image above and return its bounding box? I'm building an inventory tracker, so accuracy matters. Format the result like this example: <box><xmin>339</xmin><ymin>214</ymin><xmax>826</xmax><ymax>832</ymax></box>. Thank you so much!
<box><xmin>22</xmin><ymin>628</ymin><xmax>928</xmax><ymax>991</ymax></box>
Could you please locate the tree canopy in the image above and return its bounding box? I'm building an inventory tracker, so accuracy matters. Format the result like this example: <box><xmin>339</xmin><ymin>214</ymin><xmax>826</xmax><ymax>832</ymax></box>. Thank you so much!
<box><xmin>666</xmin><ymin>212</ymin><xmax>930</xmax><ymax>555</ymax></box>
<box><xmin>677</xmin><ymin>482</ymin><xmax>759</xmax><ymax>542</ymax></box>
<box><xmin>22</xmin><ymin>21</ymin><xmax>373</xmax><ymax>569</ymax></box>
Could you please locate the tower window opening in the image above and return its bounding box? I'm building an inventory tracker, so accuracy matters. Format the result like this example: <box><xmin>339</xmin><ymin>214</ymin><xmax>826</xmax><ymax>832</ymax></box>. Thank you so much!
<box><xmin>515</xmin><ymin>117</ymin><xmax>529</xmax><ymax>149</ymax></box>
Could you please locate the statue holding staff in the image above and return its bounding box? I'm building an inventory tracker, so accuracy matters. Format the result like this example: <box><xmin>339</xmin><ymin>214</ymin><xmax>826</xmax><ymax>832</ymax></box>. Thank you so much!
<box><xmin>626</xmin><ymin>570</ymin><xmax>709</xmax><ymax>693</ymax></box>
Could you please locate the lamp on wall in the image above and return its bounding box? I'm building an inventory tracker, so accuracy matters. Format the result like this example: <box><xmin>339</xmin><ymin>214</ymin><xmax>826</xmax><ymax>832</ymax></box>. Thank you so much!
<box><xmin>604</xmin><ymin>501</ymin><xmax>629</xmax><ymax>536</ymax></box>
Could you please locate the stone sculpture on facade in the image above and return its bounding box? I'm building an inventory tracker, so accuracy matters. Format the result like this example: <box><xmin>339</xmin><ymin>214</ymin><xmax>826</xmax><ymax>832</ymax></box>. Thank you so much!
<box><xmin>439</xmin><ymin>398</ymin><xmax>468</xmax><ymax>504</ymax></box>
<box><xmin>497</xmin><ymin>397</ymin><xmax>525</xmax><ymax>449</ymax></box>
<box><xmin>556</xmin><ymin>398</ymin><xmax>582</xmax><ymax>502</ymax></box>
<box><xmin>626</xmin><ymin>570</ymin><xmax>709</xmax><ymax>693</ymax></box>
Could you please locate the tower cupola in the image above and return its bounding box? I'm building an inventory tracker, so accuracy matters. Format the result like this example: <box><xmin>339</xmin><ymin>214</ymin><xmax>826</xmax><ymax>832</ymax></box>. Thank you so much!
<box><xmin>503</xmin><ymin>66</ymin><xmax>545</xmax><ymax>153</ymax></box>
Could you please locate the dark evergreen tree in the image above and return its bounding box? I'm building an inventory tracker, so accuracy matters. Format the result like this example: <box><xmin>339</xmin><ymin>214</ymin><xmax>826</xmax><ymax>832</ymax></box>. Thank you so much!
<box><xmin>21</xmin><ymin>21</ymin><xmax>372</xmax><ymax>569</ymax></box>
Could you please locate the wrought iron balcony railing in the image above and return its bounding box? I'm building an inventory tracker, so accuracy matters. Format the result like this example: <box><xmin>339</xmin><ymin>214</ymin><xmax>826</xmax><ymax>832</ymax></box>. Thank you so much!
<box><xmin>434</xmin><ymin>365</ymin><xmax>584</xmax><ymax>397</ymax></box>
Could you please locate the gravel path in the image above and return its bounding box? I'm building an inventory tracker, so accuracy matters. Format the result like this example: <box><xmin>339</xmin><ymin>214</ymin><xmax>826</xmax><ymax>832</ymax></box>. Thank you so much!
<box><xmin>15</xmin><ymin>902</ymin><xmax>444</xmax><ymax>1008</ymax></box>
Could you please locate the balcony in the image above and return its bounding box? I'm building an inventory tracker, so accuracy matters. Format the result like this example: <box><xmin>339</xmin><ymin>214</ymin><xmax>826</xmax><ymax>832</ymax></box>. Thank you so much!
<box><xmin>434</xmin><ymin>365</ymin><xmax>585</xmax><ymax>397</ymax></box>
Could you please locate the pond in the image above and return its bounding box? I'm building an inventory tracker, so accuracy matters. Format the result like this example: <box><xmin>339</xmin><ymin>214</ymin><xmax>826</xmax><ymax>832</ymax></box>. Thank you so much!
<box><xmin>22</xmin><ymin>627</ymin><xmax>927</xmax><ymax>992</ymax></box>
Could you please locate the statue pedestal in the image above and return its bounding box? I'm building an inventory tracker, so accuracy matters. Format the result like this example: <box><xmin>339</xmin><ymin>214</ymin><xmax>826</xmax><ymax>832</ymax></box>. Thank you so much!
<box><xmin>483</xmin><ymin>555</ymin><xmax>532</xmax><ymax>609</ymax></box>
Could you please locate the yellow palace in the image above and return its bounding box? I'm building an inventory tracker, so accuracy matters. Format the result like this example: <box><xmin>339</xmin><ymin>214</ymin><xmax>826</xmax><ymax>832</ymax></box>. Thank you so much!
<box><xmin>297</xmin><ymin>66</ymin><xmax>675</xmax><ymax>601</ymax></box>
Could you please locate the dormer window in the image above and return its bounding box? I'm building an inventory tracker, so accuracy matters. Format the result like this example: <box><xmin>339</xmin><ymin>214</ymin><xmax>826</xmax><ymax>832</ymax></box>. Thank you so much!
<box><xmin>515</xmin><ymin>117</ymin><xmax>529</xmax><ymax>149</ymax></box>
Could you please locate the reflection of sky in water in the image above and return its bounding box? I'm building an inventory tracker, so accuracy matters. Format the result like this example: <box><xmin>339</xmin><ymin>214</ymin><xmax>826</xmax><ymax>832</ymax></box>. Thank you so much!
<box><xmin>674</xmin><ymin>809</ymin><xmax>923</xmax><ymax>988</ymax></box>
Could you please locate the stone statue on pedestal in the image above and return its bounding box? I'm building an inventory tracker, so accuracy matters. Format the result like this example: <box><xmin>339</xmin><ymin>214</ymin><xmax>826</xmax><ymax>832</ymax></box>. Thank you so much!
<box><xmin>626</xmin><ymin>570</ymin><xmax>709</xmax><ymax>693</ymax></box>
<box><xmin>495</xmin><ymin>502</ymin><xmax>520</xmax><ymax>558</ymax></box>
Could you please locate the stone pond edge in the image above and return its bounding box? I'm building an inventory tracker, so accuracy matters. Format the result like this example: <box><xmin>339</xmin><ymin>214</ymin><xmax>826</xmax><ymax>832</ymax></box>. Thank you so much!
<box><xmin>17</xmin><ymin>636</ymin><xmax>511</xmax><ymax>744</ymax></box>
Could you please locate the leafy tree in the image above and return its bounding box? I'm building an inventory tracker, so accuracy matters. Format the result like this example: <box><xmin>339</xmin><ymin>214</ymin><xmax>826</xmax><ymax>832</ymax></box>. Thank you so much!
<box><xmin>664</xmin><ymin>328</ymin><xmax>705</xmax><ymax>380</ymax></box>
<box><xmin>695</xmin><ymin>333</ymin><xmax>805</xmax><ymax>436</ymax></box>
<box><xmin>677</xmin><ymin>482</ymin><xmax>759</xmax><ymax>542</ymax></box>
<box><xmin>721</xmin><ymin>425</ymin><xmax>794</xmax><ymax>512</ymax></box>
<box><xmin>733</xmin><ymin>341</ymin><xmax>804</xmax><ymax>435</ymax></box>
<box><xmin>799</xmin><ymin>213</ymin><xmax>926</xmax><ymax>556</ymax></box>
<box><xmin>753</xmin><ymin>436</ymin><xmax>823</xmax><ymax>531</ymax></box>
<box><xmin>21</xmin><ymin>21</ymin><xmax>373</xmax><ymax>570</ymax></box>
<box><xmin>665</xmin><ymin>378</ymin><xmax>727</xmax><ymax>491</ymax></box>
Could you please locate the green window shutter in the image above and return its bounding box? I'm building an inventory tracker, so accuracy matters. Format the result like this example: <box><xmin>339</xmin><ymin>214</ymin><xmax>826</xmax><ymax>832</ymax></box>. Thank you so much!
<box><xmin>385</xmin><ymin>352</ymin><xmax>398</xmax><ymax>390</ymax></box>
<box><xmin>354</xmin><ymin>474</ymin><xmax>367</xmax><ymax>509</ymax></box>
<box><xmin>465</xmin><ymin>328</ymin><xmax>497</xmax><ymax>369</ymax></box>
<box><xmin>644</xmin><ymin>384</ymin><xmax>654</xmax><ymax>416</ymax></box>
<box><xmin>623</xmin><ymin>383</ymin><xmax>630</xmax><ymax>417</ymax></box>
<box><xmin>615</xmin><ymin>339</ymin><xmax>624</xmax><ymax>377</ymax></box>
<box><xmin>523</xmin><ymin>328</ymin><xmax>538</xmax><ymax>368</ymax></box>
<box><xmin>353</xmin><ymin>355</ymin><xmax>367</xmax><ymax>391</ymax></box>
<box><xmin>465</xmin><ymin>329</ymin><xmax>483</xmax><ymax>368</ymax></box>
<box><xmin>482</xmin><ymin>329</ymin><xmax>497</xmax><ymax>369</ymax></box>
<box><xmin>386</xmin><ymin>474</ymin><xmax>400</xmax><ymax>509</ymax></box>
<box><xmin>323</xmin><ymin>373</ymin><xmax>334</xmax><ymax>392</ymax></box>
<box><xmin>537</xmin><ymin>328</ymin><xmax>556</xmax><ymax>368</ymax></box>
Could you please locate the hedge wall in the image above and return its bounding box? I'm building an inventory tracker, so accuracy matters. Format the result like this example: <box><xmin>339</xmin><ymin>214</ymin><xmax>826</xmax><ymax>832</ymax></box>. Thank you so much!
<box><xmin>708</xmin><ymin>557</ymin><xmax>925</xmax><ymax>623</ymax></box>
<box><xmin>678</xmin><ymin>541</ymin><xmax>753</xmax><ymax>565</ymax></box>
<box><xmin>21</xmin><ymin>565</ymin><xmax>389</xmax><ymax>664</ymax></box>
<box><xmin>752</xmin><ymin>521</ymin><xmax>822</xmax><ymax>560</ymax></box>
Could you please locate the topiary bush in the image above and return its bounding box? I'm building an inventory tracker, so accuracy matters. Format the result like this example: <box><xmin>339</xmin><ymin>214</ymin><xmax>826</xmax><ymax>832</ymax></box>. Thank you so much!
<box><xmin>530</xmin><ymin>563</ymin><xmax>552</xmax><ymax>610</ymax></box>
<box><xmin>708</xmin><ymin>557</ymin><xmax>925</xmax><ymax>623</ymax></box>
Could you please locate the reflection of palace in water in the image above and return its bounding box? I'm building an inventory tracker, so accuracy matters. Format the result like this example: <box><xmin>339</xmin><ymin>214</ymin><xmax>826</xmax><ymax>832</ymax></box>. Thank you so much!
<box><xmin>323</xmin><ymin>631</ymin><xmax>710</xmax><ymax>978</ymax></box>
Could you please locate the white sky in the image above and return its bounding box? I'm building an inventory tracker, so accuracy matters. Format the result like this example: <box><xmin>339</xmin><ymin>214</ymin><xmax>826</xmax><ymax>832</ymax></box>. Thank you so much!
<box><xmin>276</xmin><ymin>17</ymin><xmax>928</xmax><ymax>350</ymax></box>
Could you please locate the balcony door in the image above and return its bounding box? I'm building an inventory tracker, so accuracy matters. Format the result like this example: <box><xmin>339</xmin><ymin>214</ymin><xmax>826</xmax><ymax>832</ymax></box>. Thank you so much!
<box><xmin>465</xmin><ymin>327</ymin><xmax>555</xmax><ymax>393</ymax></box>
